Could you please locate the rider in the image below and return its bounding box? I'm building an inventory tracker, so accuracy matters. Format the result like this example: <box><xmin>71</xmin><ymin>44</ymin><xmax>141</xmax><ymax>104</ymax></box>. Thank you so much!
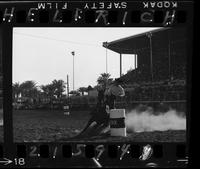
<box><xmin>104</xmin><ymin>78</ymin><xmax>125</xmax><ymax>110</ymax></box>
<box><xmin>76</xmin><ymin>78</ymin><xmax>125</xmax><ymax>137</ymax></box>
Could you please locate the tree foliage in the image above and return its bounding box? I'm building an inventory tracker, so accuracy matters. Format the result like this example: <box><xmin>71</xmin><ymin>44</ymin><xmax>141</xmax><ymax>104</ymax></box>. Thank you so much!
<box><xmin>13</xmin><ymin>79</ymin><xmax>66</xmax><ymax>100</ymax></box>
<box><xmin>19</xmin><ymin>80</ymin><xmax>38</xmax><ymax>98</ymax></box>
<box><xmin>97</xmin><ymin>73</ymin><xmax>113</xmax><ymax>88</ymax></box>
<box><xmin>40</xmin><ymin>79</ymin><xmax>66</xmax><ymax>99</ymax></box>
<box><xmin>78</xmin><ymin>87</ymin><xmax>88</xmax><ymax>96</ymax></box>
<box><xmin>52</xmin><ymin>80</ymin><xmax>66</xmax><ymax>98</ymax></box>
<box><xmin>69</xmin><ymin>90</ymin><xmax>80</xmax><ymax>96</ymax></box>
<box><xmin>13</xmin><ymin>82</ymin><xmax>21</xmax><ymax>99</ymax></box>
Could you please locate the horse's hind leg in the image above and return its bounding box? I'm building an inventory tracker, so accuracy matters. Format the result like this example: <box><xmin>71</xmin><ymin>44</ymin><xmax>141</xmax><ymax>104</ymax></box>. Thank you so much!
<box><xmin>94</xmin><ymin>122</ymin><xmax>110</xmax><ymax>136</ymax></box>
<box><xmin>76</xmin><ymin>118</ymin><xmax>96</xmax><ymax>137</ymax></box>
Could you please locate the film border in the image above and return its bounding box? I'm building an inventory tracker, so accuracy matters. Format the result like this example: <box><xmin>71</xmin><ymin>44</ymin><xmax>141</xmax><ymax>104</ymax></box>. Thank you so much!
<box><xmin>0</xmin><ymin>0</ymin><xmax>193</xmax><ymax>168</ymax></box>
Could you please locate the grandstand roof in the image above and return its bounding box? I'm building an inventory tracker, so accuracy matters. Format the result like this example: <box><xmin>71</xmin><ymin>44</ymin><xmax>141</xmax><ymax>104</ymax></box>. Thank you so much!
<box><xmin>102</xmin><ymin>27</ymin><xmax>172</xmax><ymax>54</ymax></box>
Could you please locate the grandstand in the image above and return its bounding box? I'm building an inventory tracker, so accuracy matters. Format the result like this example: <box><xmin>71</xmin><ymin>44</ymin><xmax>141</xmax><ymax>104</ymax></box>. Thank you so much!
<box><xmin>103</xmin><ymin>27</ymin><xmax>187</xmax><ymax>111</ymax></box>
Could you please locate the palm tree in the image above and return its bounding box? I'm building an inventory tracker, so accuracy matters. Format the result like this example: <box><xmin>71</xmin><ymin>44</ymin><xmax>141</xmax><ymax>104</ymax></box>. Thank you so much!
<box><xmin>40</xmin><ymin>83</ymin><xmax>55</xmax><ymax>108</ymax></box>
<box><xmin>51</xmin><ymin>79</ymin><xmax>66</xmax><ymax>98</ymax></box>
<box><xmin>12</xmin><ymin>82</ymin><xmax>21</xmax><ymax>100</ymax></box>
<box><xmin>20</xmin><ymin>80</ymin><xmax>38</xmax><ymax>98</ymax></box>
<box><xmin>97</xmin><ymin>73</ymin><xmax>113</xmax><ymax>88</ymax></box>
<box><xmin>40</xmin><ymin>84</ymin><xmax>54</xmax><ymax>98</ymax></box>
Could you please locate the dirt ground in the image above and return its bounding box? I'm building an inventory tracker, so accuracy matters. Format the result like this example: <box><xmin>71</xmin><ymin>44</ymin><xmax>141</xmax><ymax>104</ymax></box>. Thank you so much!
<box><xmin>13</xmin><ymin>110</ymin><xmax>186</xmax><ymax>142</ymax></box>
<box><xmin>13</xmin><ymin>110</ymin><xmax>90</xmax><ymax>142</ymax></box>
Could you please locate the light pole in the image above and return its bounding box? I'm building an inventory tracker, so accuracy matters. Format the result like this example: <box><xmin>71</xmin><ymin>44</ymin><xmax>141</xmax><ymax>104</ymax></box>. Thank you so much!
<box><xmin>67</xmin><ymin>74</ymin><xmax>69</xmax><ymax>97</ymax></box>
<box><xmin>71</xmin><ymin>51</ymin><xmax>75</xmax><ymax>91</ymax></box>
<box><xmin>103</xmin><ymin>42</ymin><xmax>108</xmax><ymax>74</ymax></box>
<box><xmin>105</xmin><ymin>42</ymin><xmax>108</xmax><ymax>73</ymax></box>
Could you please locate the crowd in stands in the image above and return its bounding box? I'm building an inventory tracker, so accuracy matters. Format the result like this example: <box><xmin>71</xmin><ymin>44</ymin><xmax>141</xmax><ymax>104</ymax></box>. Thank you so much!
<box><xmin>116</xmin><ymin>79</ymin><xmax>186</xmax><ymax>103</ymax></box>
<box><xmin>117</xmin><ymin>59</ymin><xmax>186</xmax><ymax>104</ymax></box>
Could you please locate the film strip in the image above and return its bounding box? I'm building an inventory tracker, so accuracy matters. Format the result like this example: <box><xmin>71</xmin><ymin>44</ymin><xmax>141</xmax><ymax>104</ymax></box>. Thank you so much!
<box><xmin>0</xmin><ymin>2</ymin><xmax>191</xmax><ymax>25</ymax></box>
<box><xmin>0</xmin><ymin>0</ymin><xmax>193</xmax><ymax>168</ymax></box>
<box><xmin>0</xmin><ymin>143</ymin><xmax>188</xmax><ymax>167</ymax></box>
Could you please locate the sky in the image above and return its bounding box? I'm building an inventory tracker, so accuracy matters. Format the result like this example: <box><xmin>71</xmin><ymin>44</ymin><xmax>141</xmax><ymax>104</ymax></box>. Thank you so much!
<box><xmin>13</xmin><ymin>27</ymin><xmax>159</xmax><ymax>91</ymax></box>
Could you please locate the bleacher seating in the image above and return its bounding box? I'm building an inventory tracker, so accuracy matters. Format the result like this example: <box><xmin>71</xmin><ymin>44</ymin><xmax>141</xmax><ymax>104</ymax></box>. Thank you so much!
<box><xmin>118</xmin><ymin>71</ymin><xmax>186</xmax><ymax>104</ymax></box>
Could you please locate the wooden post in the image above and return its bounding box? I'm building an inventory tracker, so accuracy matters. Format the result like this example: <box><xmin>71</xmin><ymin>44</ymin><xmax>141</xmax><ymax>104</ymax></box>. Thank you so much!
<box><xmin>67</xmin><ymin>75</ymin><xmax>69</xmax><ymax>97</ymax></box>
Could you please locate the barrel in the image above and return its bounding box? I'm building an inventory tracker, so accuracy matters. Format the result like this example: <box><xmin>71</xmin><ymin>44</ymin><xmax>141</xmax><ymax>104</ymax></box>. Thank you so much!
<box><xmin>109</xmin><ymin>109</ymin><xmax>126</xmax><ymax>137</ymax></box>
<box><xmin>63</xmin><ymin>105</ymin><xmax>70</xmax><ymax>115</ymax></box>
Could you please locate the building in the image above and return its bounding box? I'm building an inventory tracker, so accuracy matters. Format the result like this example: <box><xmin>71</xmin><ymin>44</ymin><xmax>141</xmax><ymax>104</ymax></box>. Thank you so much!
<box><xmin>103</xmin><ymin>27</ymin><xmax>187</xmax><ymax>111</ymax></box>
<box><xmin>103</xmin><ymin>27</ymin><xmax>186</xmax><ymax>82</ymax></box>
<box><xmin>88</xmin><ymin>89</ymin><xmax>98</xmax><ymax>97</ymax></box>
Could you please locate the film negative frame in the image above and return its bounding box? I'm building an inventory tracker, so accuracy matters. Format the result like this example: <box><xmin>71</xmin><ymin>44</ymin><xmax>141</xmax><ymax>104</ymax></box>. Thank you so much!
<box><xmin>0</xmin><ymin>0</ymin><xmax>193</xmax><ymax>168</ymax></box>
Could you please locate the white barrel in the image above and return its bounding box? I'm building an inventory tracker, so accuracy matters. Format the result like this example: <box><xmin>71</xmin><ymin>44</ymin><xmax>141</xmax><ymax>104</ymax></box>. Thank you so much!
<box><xmin>63</xmin><ymin>105</ymin><xmax>70</xmax><ymax>115</ymax></box>
<box><xmin>109</xmin><ymin>109</ymin><xmax>126</xmax><ymax>137</ymax></box>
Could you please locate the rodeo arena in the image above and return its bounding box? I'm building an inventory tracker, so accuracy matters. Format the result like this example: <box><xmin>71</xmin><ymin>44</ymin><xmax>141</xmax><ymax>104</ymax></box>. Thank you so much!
<box><xmin>12</xmin><ymin>27</ymin><xmax>187</xmax><ymax>143</ymax></box>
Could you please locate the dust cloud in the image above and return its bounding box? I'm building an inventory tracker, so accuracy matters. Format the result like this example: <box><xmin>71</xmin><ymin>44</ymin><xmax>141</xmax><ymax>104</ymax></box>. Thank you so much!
<box><xmin>125</xmin><ymin>106</ymin><xmax>186</xmax><ymax>133</ymax></box>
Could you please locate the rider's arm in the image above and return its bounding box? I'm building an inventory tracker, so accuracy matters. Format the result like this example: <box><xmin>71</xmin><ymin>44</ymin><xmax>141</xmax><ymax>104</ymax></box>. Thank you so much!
<box><xmin>118</xmin><ymin>85</ymin><xmax>125</xmax><ymax>97</ymax></box>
